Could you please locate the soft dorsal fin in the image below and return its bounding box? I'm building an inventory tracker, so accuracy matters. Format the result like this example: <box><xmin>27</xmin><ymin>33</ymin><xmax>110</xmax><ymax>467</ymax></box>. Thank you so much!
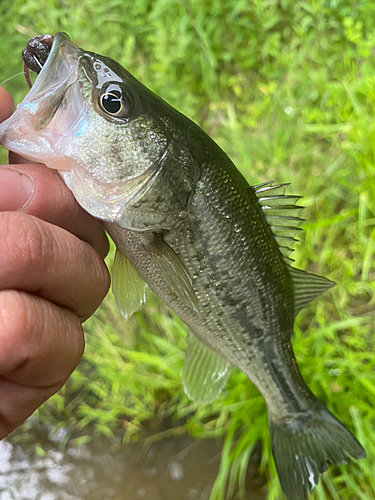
<box><xmin>147</xmin><ymin>235</ymin><xmax>199</xmax><ymax>314</ymax></box>
<box><xmin>253</xmin><ymin>181</ymin><xmax>304</xmax><ymax>264</ymax></box>
<box><xmin>289</xmin><ymin>266</ymin><xmax>335</xmax><ymax>316</ymax></box>
<box><xmin>182</xmin><ymin>334</ymin><xmax>232</xmax><ymax>403</ymax></box>
<box><xmin>112</xmin><ymin>249</ymin><xmax>148</xmax><ymax>320</ymax></box>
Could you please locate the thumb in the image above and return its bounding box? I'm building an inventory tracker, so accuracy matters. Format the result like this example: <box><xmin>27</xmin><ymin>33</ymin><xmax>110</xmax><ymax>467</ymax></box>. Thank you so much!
<box><xmin>0</xmin><ymin>165</ymin><xmax>35</xmax><ymax>211</ymax></box>
<box><xmin>0</xmin><ymin>90</ymin><xmax>36</xmax><ymax>211</ymax></box>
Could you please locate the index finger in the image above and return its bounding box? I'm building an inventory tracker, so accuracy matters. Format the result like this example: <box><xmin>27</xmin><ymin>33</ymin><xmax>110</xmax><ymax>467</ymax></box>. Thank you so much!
<box><xmin>0</xmin><ymin>87</ymin><xmax>14</xmax><ymax>122</ymax></box>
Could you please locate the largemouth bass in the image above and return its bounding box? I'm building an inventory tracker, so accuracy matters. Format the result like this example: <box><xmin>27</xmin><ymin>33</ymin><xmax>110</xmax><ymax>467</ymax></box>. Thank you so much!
<box><xmin>0</xmin><ymin>33</ymin><xmax>365</xmax><ymax>499</ymax></box>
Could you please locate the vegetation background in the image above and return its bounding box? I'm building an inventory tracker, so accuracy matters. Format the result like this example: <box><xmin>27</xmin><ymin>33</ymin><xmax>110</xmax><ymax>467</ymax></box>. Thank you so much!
<box><xmin>0</xmin><ymin>0</ymin><xmax>375</xmax><ymax>499</ymax></box>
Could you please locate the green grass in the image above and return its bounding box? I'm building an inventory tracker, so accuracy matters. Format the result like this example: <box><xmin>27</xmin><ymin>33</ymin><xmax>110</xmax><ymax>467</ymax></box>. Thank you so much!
<box><xmin>1</xmin><ymin>1</ymin><xmax>375</xmax><ymax>498</ymax></box>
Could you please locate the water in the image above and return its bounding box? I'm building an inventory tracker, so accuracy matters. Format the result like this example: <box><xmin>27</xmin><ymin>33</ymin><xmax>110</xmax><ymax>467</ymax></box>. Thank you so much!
<box><xmin>0</xmin><ymin>427</ymin><xmax>266</xmax><ymax>500</ymax></box>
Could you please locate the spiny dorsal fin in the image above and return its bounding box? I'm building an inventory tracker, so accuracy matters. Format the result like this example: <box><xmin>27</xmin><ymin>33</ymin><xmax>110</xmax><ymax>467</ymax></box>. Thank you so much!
<box><xmin>253</xmin><ymin>181</ymin><xmax>304</xmax><ymax>264</ymax></box>
<box><xmin>289</xmin><ymin>266</ymin><xmax>335</xmax><ymax>316</ymax></box>
<box><xmin>112</xmin><ymin>249</ymin><xmax>148</xmax><ymax>320</ymax></box>
<box><xmin>182</xmin><ymin>334</ymin><xmax>232</xmax><ymax>403</ymax></box>
<box><xmin>254</xmin><ymin>181</ymin><xmax>334</xmax><ymax>313</ymax></box>
<box><xmin>147</xmin><ymin>235</ymin><xmax>199</xmax><ymax>314</ymax></box>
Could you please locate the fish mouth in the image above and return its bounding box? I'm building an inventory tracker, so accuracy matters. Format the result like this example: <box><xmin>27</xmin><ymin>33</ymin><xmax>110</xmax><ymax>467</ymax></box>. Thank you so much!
<box><xmin>0</xmin><ymin>33</ymin><xmax>83</xmax><ymax>162</ymax></box>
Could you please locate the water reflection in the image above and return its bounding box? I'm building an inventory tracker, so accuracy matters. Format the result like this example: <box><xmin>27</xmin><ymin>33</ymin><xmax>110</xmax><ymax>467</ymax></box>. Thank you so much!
<box><xmin>0</xmin><ymin>428</ymin><xmax>265</xmax><ymax>499</ymax></box>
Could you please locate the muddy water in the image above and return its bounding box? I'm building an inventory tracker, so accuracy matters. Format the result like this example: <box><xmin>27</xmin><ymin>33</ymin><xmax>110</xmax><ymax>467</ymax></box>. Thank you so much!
<box><xmin>0</xmin><ymin>427</ymin><xmax>266</xmax><ymax>500</ymax></box>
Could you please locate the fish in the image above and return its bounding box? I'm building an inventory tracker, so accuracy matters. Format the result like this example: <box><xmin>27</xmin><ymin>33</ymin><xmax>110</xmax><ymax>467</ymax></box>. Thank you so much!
<box><xmin>0</xmin><ymin>33</ymin><xmax>365</xmax><ymax>499</ymax></box>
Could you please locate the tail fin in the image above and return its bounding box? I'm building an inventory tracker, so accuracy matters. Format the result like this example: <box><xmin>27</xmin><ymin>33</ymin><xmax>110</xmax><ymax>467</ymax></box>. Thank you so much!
<box><xmin>269</xmin><ymin>406</ymin><xmax>366</xmax><ymax>500</ymax></box>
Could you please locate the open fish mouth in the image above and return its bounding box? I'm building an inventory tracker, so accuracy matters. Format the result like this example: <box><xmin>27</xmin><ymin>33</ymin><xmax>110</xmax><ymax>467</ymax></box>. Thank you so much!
<box><xmin>0</xmin><ymin>32</ymin><xmax>83</xmax><ymax>163</ymax></box>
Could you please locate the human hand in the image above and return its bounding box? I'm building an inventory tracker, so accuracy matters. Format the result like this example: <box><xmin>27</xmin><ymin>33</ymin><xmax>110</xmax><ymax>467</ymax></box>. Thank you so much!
<box><xmin>0</xmin><ymin>87</ymin><xmax>110</xmax><ymax>439</ymax></box>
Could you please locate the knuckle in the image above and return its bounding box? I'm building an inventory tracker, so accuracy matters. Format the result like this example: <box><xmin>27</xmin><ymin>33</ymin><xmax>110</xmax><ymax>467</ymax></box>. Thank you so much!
<box><xmin>0</xmin><ymin>291</ymin><xmax>32</xmax><ymax>371</ymax></box>
<box><xmin>0</xmin><ymin>212</ymin><xmax>109</xmax><ymax>320</ymax></box>
<box><xmin>0</xmin><ymin>290</ymin><xmax>85</xmax><ymax>385</ymax></box>
<box><xmin>0</xmin><ymin>212</ymin><xmax>55</xmax><ymax>282</ymax></box>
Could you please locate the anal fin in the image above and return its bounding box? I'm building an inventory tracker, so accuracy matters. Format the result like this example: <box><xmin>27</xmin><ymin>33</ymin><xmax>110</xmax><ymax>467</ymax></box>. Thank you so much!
<box><xmin>182</xmin><ymin>334</ymin><xmax>232</xmax><ymax>403</ymax></box>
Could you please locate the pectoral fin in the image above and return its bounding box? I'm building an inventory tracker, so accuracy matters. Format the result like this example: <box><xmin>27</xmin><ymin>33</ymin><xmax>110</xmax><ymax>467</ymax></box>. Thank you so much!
<box><xmin>147</xmin><ymin>235</ymin><xmax>199</xmax><ymax>313</ymax></box>
<box><xmin>182</xmin><ymin>334</ymin><xmax>232</xmax><ymax>403</ymax></box>
<box><xmin>112</xmin><ymin>249</ymin><xmax>148</xmax><ymax>320</ymax></box>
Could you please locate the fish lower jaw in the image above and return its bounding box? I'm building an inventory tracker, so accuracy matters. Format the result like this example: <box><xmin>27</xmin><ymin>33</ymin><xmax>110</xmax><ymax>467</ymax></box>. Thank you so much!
<box><xmin>0</xmin><ymin>126</ymin><xmax>54</xmax><ymax>164</ymax></box>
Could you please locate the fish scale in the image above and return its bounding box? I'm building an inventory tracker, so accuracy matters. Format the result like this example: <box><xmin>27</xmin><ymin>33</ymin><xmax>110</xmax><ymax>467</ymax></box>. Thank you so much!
<box><xmin>160</xmin><ymin>160</ymin><xmax>311</xmax><ymax>415</ymax></box>
<box><xmin>0</xmin><ymin>32</ymin><xmax>365</xmax><ymax>500</ymax></box>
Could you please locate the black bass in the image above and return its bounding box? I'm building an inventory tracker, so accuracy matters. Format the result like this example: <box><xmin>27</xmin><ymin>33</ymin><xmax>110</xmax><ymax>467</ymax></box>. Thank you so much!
<box><xmin>0</xmin><ymin>33</ymin><xmax>365</xmax><ymax>499</ymax></box>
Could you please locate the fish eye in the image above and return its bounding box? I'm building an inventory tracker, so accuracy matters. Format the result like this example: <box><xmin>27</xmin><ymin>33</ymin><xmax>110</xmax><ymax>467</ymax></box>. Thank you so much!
<box><xmin>98</xmin><ymin>84</ymin><xmax>132</xmax><ymax>119</ymax></box>
<box><xmin>101</xmin><ymin>91</ymin><xmax>122</xmax><ymax>114</ymax></box>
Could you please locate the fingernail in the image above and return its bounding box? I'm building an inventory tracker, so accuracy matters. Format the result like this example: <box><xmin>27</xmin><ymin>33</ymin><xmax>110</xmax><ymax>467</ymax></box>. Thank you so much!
<box><xmin>0</xmin><ymin>165</ymin><xmax>35</xmax><ymax>211</ymax></box>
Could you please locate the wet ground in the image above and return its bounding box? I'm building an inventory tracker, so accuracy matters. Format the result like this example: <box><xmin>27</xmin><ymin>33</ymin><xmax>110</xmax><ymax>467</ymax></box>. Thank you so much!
<box><xmin>0</xmin><ymin>427</ymin><xmax>266</xmax><ymax>500</ymax></box>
